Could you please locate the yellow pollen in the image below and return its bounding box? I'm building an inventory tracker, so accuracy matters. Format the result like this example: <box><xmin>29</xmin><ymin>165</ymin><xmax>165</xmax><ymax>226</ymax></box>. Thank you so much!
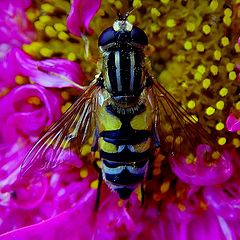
<box><xmin>187</xmin><ymin>100</ymin><xmax>196</xmax><ymax>109</ymax></box>
<box><xmin>34</xmin><ymin>21</ymin><xmax>44</xmax><ymax>31</ymax></box>
<box><xmin>178</xmin><ymin>203</ymin><xmax>186</xmax><ymax>211</ymax></box>
<box><xmin>151</xmin><ymin>8</ymin><xmax>161</xmax><ymax>17</ymax></box>
<box><xmin>39</xmin><ymin>15</ymin><xmax>51</xmax><ymax>23</ymax></box>
<box><xmin>229</xmin><ymin>71</ymin><xmax>237</xmax><ymax>81</ymax></box>
<box><xmin>96</xmin><ymin>159</ymin><xmax>102</xmax><ymax>168</ymax></box>
<box><xmin>223</xmin><ymin>16</ymin><xmax>232</xmax><ymax>26</ymax></box>
<box><xmin>202</xmin><ymin>78</ymin><xmax>211</xmax><ymax>89</ymax></box>
<box><xmin>233</xmin><ymin>138</ymin><xmax>240</xmax><ymax>148</ymax></box>
<box><xmin>197</xmin><ymin>65</ymin><xmax>206</xmax><ymax>74</ymax></box>
<box><xmin>185</xmin><ymin>154</ymin><xmax>195</xmax><ymax>164</ymax></box>
<box><xmin>118</xmin><ymin>199</ymin><xmax>124</xmax><ymax>207</ymax></box>
<box><xmin>90</xmin><ymin>180</ymin><xmax>99</xmax><ymax>189</ymax></box>
<box><xmin>210</xmin><ymin>65</ymin><xmax>218</xmax><ymax>75</ymax></box>
<box><xmin>114</xmin><ymin>1</ymin><xmax>122</xmax><ymax>9</ymax></box>
<box><xmin>161</xmin><ymin>0</ymin><xmax>169</xmax><ymax>4</ymax></box>
<box><xmin>26</xmin><ymin>11</ymin><xmax>38</xmax><ymax>22</ymax></box>
<box><xmin>235</xmin><ymin>43</ymin><xmax>240</xmax><ymax>53</ymax></box>
<box><xmin>236</xmin><ymin>101</ymin><xmax>240</xmax><ymax>110</ymax></box>
<box><xmin>186</xmin><ymin>22</ymin><xmax>196</xmax><ymax>32</ymax></box>
<box><xmin>54</xmin><ymin>23</ymin><xmax>67</xmax><ymax>32</ymax></box>
<box><xmin>167</xmin><ymin>32</ymin><xmax>174</xmax><ymax>41</ymax></box>
<box><xmin>80</xmin><ymin>167</ymin><xmax>88</xmax><ymax>178</ymax></box>
<box><xmin>58</xmin><ymin>31</ymin><xmax>69</xmax><ymax>41</ymax></box>
<box><xmin>45</xmin><ymin>26</ymin><xmax>57</xmax><ymax>37</ymax></box>
<box><xmin>212</xmin><ymin>151</ymin><xmax>220</xmax><ymax>160</ymax></box>
<box><xmin>108</xmin><ymin>0</ymin><xmax>114</xmax><ymax>3</ymax></box>
<box><xmin>67</xmin><ymin>52</ymin><xmax>77</xmax><ymax>61</ymax></box>
<box><xmin>194</xmin><ymin>72</ymin><xmax>202</xmax><ymax>81</ymax></box>
<box><xmin>209</xmin><ymin>0</ymin><xmax>218</xmax><ymax>11</ymax></box>
<box><xmin>127</xmin><ymin>15</ymin><xmax>135</xmax><ymax>23</ymax></box>
<box><xmin>224</xmin><ymin>8</ymin><xmax>232</xmax><ymax>17</ymax></box>
<box><xmin>215</xmin><ymin>122</ymin><xmax>224</xmax><ymax>131</ymax></box>
<box><xmin>202</xmin><ymin>24</ymin><xmax>211</xmax><ymax>34</ymax></box>
<box><xmin>150</xmin><ymin>23</ymin><xmax>160</xmax><ymax>33</ymax></box>
<box><xmin>218</xmin><ymin>137</ymin><xmax>226</xmax><ymax>145</ymax></box>
<box><xmin>219</xmin><ymin>87</ymin><xmax>228</xmax><ymax>97</ymax></box>
<box><xmin>214</xmin><ymin>50</ymin><xmax>221</xmax><ymax>61</ymax></box>
<box><xmin>27</xmin><ymin>96</ymin><xmax>42</xmax><ymax>106</ymax></box>
<box><xmin>166</xmin><ymin>19</ymin><xmax>176</xmax><ymax>28</ymax></box>
<box><xmin>196</xmin><ymin>42</ymin><xmax>205</xmax><ymax>52</ymax></box>
<box><xmin>221</xmin><ymin>37</ymin><xmax>230</xmax><ymax>47</ymax></box>
<box><xmin>226</xmin><ymin>63</ymin><xmax>235</xmax><ymax>72</ymax></box>
<box><xmin>15</xmin><ymin>75</ymin><xmax>28</xmax><ymax>85</ymax></box>
<box><xmin>216</xmin><ymin>100</ymin><xmax>224</xmax><ymax>110</ymax></box>
<box><xmin>81</xmin><ymin>145</ymin><xmax>91</xmax><ymax>156</ymax></box>
<box><xmin>160</xmin><ymin>181</ymin><xmax>170</xmax><ymax>193</ymax></box>
<box><xmin>133</xmin><ymin>0</ymin><xmax>142</xmax><ymax>8</ymax></box>
<box><xmin>61</xmin><ymin>91</ymin><xmax>70</xmax><ymax>100</ymax></box>
<box><xmin>61</xmin><ymin>102</ymin><xmax>71</xmax><ymax>113</ymax></box>
<box><xmin>40</xmin><ymin>48</ymin><xmax>53</xmax><ymax>57</ymax></box>
<box><xmin>184</xmin><ymin>40</ymin><xmax>192</xmax><ymax>50</ymax></box>
<box><xmin>23</xmin><ymin>41</ymin><xmax>43</xmax><ymax>55</ymax></box>
<box><xmin>206</xmin><ymin>106</ymin><xmax>215</xmax><ymax>115</ymax></box>
<box><xmin>41</xmin><ymin>3</ymin><xmax>55</xmax><ymax>13</ymax></box>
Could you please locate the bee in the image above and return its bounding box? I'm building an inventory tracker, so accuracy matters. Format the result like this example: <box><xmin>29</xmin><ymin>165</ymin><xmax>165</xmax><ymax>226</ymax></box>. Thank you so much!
<box><xmin>20</xmin><ymin>12</ymin><xmax>223</xmax><ymax>208</ymax></box>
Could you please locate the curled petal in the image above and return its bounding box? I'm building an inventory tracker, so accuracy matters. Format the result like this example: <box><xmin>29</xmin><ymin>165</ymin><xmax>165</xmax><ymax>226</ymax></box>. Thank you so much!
<box><xmin>15</xmin><ymin>48</ymin><xmax>85</xmax><ymax>88</ymax></box>
<box><xmin>226</xmin><ymin>112</ymin><xmax>240</xmax><ymax>132</ymax></box>
<box><xmin>204</xmin><ymin>182</ymin><xmax>240</xmax><ymax>222</ymax></box>
<box><xmin>170</xmin><ymin>144</ymin><xmax>233</xmax><ymax>186</ymax></box>
<box><xmin>66</xmin><ymin>0</ymin><xmax>101</xmax><ymax>36</ymax></box>
<box><xmin>0</xmin><ymin>84</ymin><xmax>62</xmax><ymax>143</ymax></box>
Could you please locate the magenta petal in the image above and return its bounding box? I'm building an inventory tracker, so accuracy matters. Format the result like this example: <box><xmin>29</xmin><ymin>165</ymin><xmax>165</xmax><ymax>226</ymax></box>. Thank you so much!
<box><xmin>170</xmin><ymin>144</ymin><xmax>233</xmax><ymax>186</ymax></box>
<box><xmin>204</xmin><ymin>182</ymin><xmax>240</xmax><ymax>222</ymax></box>
<box><xmin>226</xmin><ymin>112</ymin><xmax>240</xmax><ymax>132</ymax></box>
<box><xmin>0</xmin><ymin>84</ymin><xmax>61</xmax><ymax>143</ymax></box>
<box><xmin>0</xmin><ymin>0</ymin><xmax>35</xmax><ymax>46</ymax></box>
<box><xmin>14</xmin><ymin>49</ymin><xmax>85</xmax><ymax>88</ymax></box>
<box><xmin>66</xmin><ymin>0</ymin><xmax>101</xmax><ymax>36</ymax></box>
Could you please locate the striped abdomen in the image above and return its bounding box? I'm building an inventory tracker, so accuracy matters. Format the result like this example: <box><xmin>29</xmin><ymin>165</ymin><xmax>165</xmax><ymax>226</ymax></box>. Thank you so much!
<box><xmin>97</xmin><ymin>103</ymin><xmax>153</xmax><ymax>199</ymax></box>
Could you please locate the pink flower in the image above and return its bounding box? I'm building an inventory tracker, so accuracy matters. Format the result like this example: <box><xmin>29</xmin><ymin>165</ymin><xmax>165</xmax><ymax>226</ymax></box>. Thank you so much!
<box><xmin>0</xmin><ymin>0</ymin><xmax>36</xmax><ymax>47</ymax></box>
<box><xmin>66</xmin><ymin>0</ymin><xmax>101</xmax><ymax>36</ymax></box>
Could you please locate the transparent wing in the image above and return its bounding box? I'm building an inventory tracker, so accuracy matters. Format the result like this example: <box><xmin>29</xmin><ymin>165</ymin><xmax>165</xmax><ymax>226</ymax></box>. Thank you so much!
<box><xmin>20</xmin><ymin>81</ymin><xmax>100</xmax><ymax>177</ymax></box>
<box><xmin>149</xmin><ymin>76</ymin><xmax>221</xmax><ymax>162</ymax></box>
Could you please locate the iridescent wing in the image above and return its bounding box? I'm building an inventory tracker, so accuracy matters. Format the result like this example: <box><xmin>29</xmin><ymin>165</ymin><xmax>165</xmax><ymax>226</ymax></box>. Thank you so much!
<box><xmin>20</xmin><ymin>81</ymin><xmax>100</xmax><ymax>178</ymax></box>
<box><xmin>149</xmin><ymin>76</ymin><xmax>221</xmax><ymax>163</ymax></box>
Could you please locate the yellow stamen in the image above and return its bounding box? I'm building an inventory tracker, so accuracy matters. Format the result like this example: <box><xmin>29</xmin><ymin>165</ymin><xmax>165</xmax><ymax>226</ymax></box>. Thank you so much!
<box><xmin>187</xmin><ymin>100</ymin><xmax>196</xmax><ymax>109</ymax></box>
<box><xmin>196</xmin><ymin>42</ymin><xmax>205</xmax><ymax>52</ymax></box>
<box><xmin>221</xmin><ymin>37</ymin><xmax>230</xmax><ymax>47</ymax></box>
<box><xmin>210</xmin><ymin>65</ymin><xmax>218</xmax><ymax>75</ymax></box>
<box><xmin>166</xmin><ymin>19</ymin><xmax>176</xmax><ymax>28</ymax></box>
<box><xmin>216</xmin><ymin>100</ymin><xmax>224</xmax><ymax>110</ymax></box>
<box><xmin>206</xmin><ymin>106</ymin><xmax>215</xmax><ymax>115</ymax></box>
<box><xmin>202</xmin><ymin>24</ymin><xmax>211</xmax><ymax>34</ymax></box>
<box><xmin>218</xmin><ymin>137</ymin><xmax>226</xmax><ymax>145</ymax></box>
<box><xmin>27</xmin><ymin>96</ymin><xmax>42</xmax><ymax>106</ymax></box>
<box><xmin>80</xmin><ymin>167</ymin><xmax>88</xmax><ymax>178</ymax></box>
<box><xmin>202</xmin><ymin>78</ymin><xmax>211</xmax><ymax>89</ymax></box>
<box><xmin>90</xmin><ymin>180</ymin><xmax>99</xmax><ymax>189</ymax></box>
<box><xmin>133</xmin><ymin>0</ymin><xmax>142</xmax><ymax>8</ymax></box>
<box><xmin>219</xmin><ymin>87</ymin><xmax>228</xmax><ymax>97</ymax></box>
<box><xmin>229</xmin><ymin>71</ymin><xmax>237</xmax><ymax>81</ymax></box>
<box><xmin>215</xmin><ymin>122</ymin><xmax>224</xmax><ymax>131</ymax></box>
<box><xmin>160</xmin><ymin>181</ymin><xmax>170</xmax><ymax>193</ymax></box>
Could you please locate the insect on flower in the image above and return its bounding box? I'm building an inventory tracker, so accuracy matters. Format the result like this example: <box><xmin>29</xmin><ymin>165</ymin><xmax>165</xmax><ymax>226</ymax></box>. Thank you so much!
<box><xmin>20</xmin><ymin>12</ymin><xmax>225</xmax><ymax>209</ymax></box>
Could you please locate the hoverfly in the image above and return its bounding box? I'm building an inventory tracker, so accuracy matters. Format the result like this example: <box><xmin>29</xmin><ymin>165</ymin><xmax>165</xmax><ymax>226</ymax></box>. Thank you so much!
<box><xmin>20</xmin><ymin>12</ymin><xmax>225</xmax><ymax>209</ymax></box>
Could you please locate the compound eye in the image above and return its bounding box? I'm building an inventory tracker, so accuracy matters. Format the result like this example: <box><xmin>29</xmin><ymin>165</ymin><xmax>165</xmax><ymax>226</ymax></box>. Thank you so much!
<box><xmin>98</xmin><ymin>27</ymin><xmax>115</xmax><ymax>47</ymax></box>
<box><xmin>131</xmin><ymin>27</ymin><xmax>148</xmax><ymax>46</ymax></box>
